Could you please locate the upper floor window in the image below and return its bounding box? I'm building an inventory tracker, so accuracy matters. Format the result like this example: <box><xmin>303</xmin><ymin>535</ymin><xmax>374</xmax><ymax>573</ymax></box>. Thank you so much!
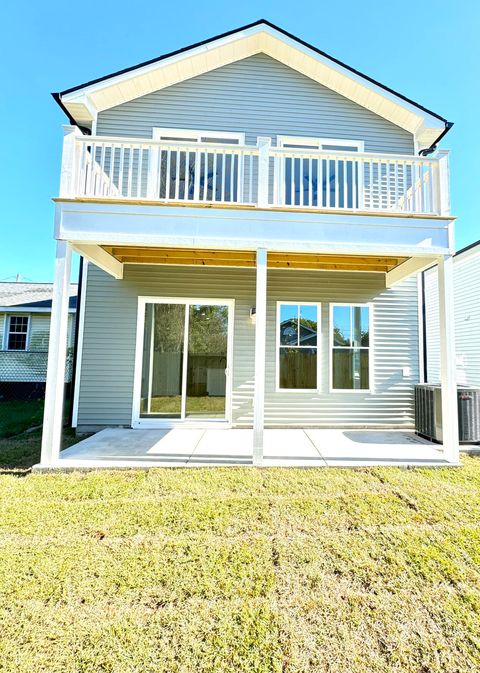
<box><xmin>331</xmin><ymin>304</ymin><xmax>371</xmax><ymax>391</ymax></box>
<box><xmin>277</xmin><ymin>136</ymin><xmax>364</xmax><ymax>209</ymax></box>
<box><xmin>277</xmin><ymin>302</ymin><xmax>320</xmax><ymax>391</ymax></box>
<box><xmin>152</xmin><ymin>128</ymin><xmax>245</xmax><ymax>202</ymax></box>
<box><xmin>5</xmin><ymin>315</ymin><xmax>29</xmax><ymax>351</ymax></box>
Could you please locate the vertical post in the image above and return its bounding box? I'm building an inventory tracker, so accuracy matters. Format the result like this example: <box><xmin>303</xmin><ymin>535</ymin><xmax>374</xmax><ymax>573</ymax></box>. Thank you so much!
<box><xmin>438</xmin><ymin>255</ymin><xmax>459</xmax><ymax>463</ymax></box>
<box><xmin>253</xmin><ymin>248</ymin><xmax>267</xmax><ymax>466</ymax></box>
<box><xmin>59</xmin><ymin>125</ymin><xmax>82</xmax><ymax>197</ymax></box>
<box><xmin>146</xmin><ymin>145</ymin><xmax>160</xmax><ymax>199</ymax></box>
<box><xmin>257</xmin><ymin>136</ymin><xmax>271</xmax><ymax>208</ymax></box>
<box><xmin>437</xmin><ymin>150</ymin><xmax>450</xmax><ymax>216</ymax></box>
<box><xmin>40</xmin><ymin>241</ymin><xmax>73</xmax><ymax>466</ymax></box>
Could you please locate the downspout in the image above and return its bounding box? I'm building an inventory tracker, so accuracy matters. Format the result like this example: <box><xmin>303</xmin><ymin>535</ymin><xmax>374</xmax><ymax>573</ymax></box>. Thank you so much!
<box><xmin>68</xmin><ymin>256</ymin><xmax>83</xmax><ymax>426</ymax></box>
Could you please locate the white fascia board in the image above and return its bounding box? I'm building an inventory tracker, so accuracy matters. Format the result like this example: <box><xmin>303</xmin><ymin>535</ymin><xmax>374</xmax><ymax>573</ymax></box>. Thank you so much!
<box><xmin>0</xmin><ymin>307</ymin><xmax>75</xmax><ymax>313</ymax></box>
<box><xmin>454</xmin><ymin>243</ymin><xmax>480</xmax><ymax>265</ymax></box>
<box><xmin>61</xmin><ymin>24</ymin><xmax>445</xmax><ymax>139</ymax></box>
<box><xmin>258</xmin><ymin>28</ymin><xmax>445</xmax><ymax>136</ymax></box>
<box><xmin>56</xmin><ymin>200</ymin><xmax>453</xmax><ymax>258</ymax></box>
<box><xmin>386</xmin><ymin>256</ymin><xmax>439</xmax><ymax>287</ymax></box>
<box><xmin>71</xmin><ymin>243</ymin><xmax>123</xmax><ymax>279</ymax></box>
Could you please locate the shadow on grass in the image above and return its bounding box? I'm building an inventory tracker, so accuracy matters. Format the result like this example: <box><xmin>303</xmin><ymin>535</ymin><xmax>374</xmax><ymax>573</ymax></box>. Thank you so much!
<box><xmin>0</xmin><ymin>426</ymin><xmax>83</xmax><ymax>475</ymax></box>
<box><xmin>0</xmin><ymin>399</ymin><xmax>83</xmax><ymax>474</ymax></box>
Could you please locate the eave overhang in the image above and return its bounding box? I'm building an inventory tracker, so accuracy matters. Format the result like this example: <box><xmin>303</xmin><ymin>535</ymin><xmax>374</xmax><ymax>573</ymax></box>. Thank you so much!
<box><xmin>53</xmin><ymin>20</ymin><xmax>452</xmax><ymax>150</ymax></box>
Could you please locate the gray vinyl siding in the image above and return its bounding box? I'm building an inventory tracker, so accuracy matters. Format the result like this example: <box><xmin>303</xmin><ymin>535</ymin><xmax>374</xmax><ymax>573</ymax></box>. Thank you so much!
<box><xmin>425</xmin><ymin>250</ymin><xmax>480</xmax><ymax>386</ymax></box>
<box><xmin>97</xmin><ymin>54</ymin><xmax>414</xmax><ymax>155</ymax></box>
<box><xmin>77</xmin><ymin>264</ymin><xmax>419</xmax><ymax>430</ymax></box>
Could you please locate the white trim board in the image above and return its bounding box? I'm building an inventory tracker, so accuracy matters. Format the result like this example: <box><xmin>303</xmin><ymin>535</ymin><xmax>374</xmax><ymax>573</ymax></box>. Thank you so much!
<box><xmin>0</xmin><ymin>307</ymin><xmax>76</xmax><ymax>313</ymax></box>
<box><xmin>56</xmin><ymin>201</ymin><xmax>453</xmax><ymax>260</ymax></box>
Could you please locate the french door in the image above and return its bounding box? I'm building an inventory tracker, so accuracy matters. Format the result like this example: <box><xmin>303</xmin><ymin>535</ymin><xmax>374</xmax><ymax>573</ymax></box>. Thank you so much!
<box><xmin>133</xmin><ymin>298</ymin><xmax>234</xmax><ymax>426</ymax></box>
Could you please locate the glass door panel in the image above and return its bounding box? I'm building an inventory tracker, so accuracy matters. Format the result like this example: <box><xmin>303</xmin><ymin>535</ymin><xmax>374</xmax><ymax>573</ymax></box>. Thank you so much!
<box><xmin>185</xmin><ymin>304</ymin><xmax>228</xmax><ymax>418</ymax></box>
<box><xmin>140</xmin><ymin>303</ymin><xmax>185</xmax><ymax>417</ymax></box>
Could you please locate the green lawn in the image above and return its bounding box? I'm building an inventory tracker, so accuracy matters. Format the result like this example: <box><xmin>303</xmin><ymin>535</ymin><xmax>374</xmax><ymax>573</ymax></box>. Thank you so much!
<box><xmin>0</xmin><ymin>399</ymin><xmax>45</xmax><ymax>438</ymax></box>
<box><xmin>1</xmin><ymin>458</ymin><xmax>480</xmax><ymax>672</ymax></box>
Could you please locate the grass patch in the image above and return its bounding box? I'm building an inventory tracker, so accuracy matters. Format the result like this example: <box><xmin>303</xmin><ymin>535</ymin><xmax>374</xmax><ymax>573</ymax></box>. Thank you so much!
<box><xmin>0</xmin><ymin>399</ymin><xmax>45</xmax><ymax>438</ymax></box>
<box><xmin>0</xmin><ymin>426</ymin><xmax>80</xmax><ymax>472</ymax></box>
<box><xmin>1</xmin><ymin>459</ymin><xmax>480</xmax><ymax>671</ymax></box>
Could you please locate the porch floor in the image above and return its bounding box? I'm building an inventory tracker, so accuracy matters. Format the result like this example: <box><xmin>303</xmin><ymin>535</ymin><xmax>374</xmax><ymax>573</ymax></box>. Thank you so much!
<box><xmin>42</xmin><ymin>428</ymin><xmax>455</xmax><ymax>469</ymax></box>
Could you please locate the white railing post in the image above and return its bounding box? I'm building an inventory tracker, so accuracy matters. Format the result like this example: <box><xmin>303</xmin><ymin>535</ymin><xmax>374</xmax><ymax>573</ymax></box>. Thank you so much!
<box><xmin>40</xmin><ymin>241</ymin><xmax>73</xmax><ymax>466</ymax></box>
<box><xmin>257</xmin><ymin>137</ymin><xmax>271</xmax><ymax>208</ymax></box>
<box><xmin>438</xmin><ymin>255</ymin><xmax>459</xmax><ymax>463</ymax></box>
<box><xmin>59</xmin><ymin>125</ymin><xmax>82</xmax><ymax>197</ymax></box>
<box><xmin>146</xmin><ymin>146</ymin><xmax>160</xmax><ymax>199</ymax></box>
<box><xmin>253</xmin><ymin>248</ymin><xmax>267</xmax><ymax>466</ymax></box>
<box><xmin>437</xmin><ymin>150</ymin><xmax>450</xmax><ymax>216</ymax></box>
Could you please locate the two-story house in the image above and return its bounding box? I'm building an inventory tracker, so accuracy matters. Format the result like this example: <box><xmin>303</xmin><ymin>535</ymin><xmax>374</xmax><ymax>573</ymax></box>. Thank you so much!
<box><xmin>40</xmin><ymin>20</ymin><xmax>459</xmax><ymax>467</ymax></box>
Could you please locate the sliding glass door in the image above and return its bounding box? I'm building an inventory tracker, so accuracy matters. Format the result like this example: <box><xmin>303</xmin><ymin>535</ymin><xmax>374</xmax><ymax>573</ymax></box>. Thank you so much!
<box><xmin>137</xmin><ymin>299</ymin><xmax>232</xmax><ymax>423</ymax></box>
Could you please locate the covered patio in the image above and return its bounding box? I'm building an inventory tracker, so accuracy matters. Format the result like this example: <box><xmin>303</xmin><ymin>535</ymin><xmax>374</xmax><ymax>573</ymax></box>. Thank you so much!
<box><xmin>41</xmin><ymin>428</ymin><xmax>454</xmax><ymax>469</ymax></box>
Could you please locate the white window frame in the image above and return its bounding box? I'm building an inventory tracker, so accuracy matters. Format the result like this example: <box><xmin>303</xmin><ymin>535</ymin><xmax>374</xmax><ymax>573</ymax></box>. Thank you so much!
<box><xmin>3</xmin><ymin>314</ymin><xmax>31</xmax><ymax>351</ymax></box>
<box><xmin>275</xmin><ymin>137</ymin><xmax>364</xmax><ymax>207</ymax></box>
<box><xmin>132</xmin><ymin>296</ymin><xmax>235</xmax><ymax>428</ymax></box>
<box><xmin>277</xmin><ymin>136</ymin><xmax>364</xmax><ymax>152</ymax></box>
<box><xmin>329</xmin><ymin>302</ymin><xmax>374</xmax><ymax>393</ymax></box>
<box><xmin>153</xmin><ymin>128</ymin><xmax>245</xmax><ymax>144</ymax></box>
<box><xmin>151</xmin><ymin>128</ymin><xmax>246</xmax><ymax>202</ymax></box>
<box><xmin>276</xmin><ymin>301</ymin><xmax>321</xmax><ymax>393</ymax></box>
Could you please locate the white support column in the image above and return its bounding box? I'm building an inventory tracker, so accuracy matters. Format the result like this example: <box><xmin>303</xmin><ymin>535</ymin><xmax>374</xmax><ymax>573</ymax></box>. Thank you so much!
<box><xmin>253</xmin><ymin>248</ymin><xmax>267</xmax><ymax>466</ymax></box>
<box><xmin>256</xmin><ymin>137</ymin><xmax>271</xmax><ymax>208</ymax></box>
<box><xmin>40</xmin><ymin>241</ymin><xmax>73</xmax><ymax>466</ymax></box>
<box><xmin>438</xmin><ymin>255</ymin><xmax>459</xmax><ymax>463</ymax></box>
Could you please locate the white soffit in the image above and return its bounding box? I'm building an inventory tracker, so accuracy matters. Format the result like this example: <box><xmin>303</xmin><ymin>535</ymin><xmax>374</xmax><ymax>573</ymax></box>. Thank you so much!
<box><xmin>60</xmin><ymin>24</ymin><xmax>446</xmax><ymax>147</ymax></box>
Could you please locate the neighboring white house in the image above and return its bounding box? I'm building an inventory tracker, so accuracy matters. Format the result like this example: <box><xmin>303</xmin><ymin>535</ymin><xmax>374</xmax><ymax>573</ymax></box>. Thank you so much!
<box><xmin>424</xmin><ymin>241</ymin><xmax>480</xmax><ymax>387</ymax></box>
<box><xmin>40</xmin><ymin>20</ymin><xmax>460</xmax><ymax>466</ymax></box>
<box><xmin>0</xmin><ymin>283</ymin><xmax>77</xmax><ymax>399</ymax></box>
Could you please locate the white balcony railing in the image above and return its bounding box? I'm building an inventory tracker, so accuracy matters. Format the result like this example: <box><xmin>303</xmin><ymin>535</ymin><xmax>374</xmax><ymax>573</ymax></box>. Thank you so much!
<box><xmin>60</xmin><ymin>129</ymin><xmax>451</xmax><ymax>216</ymax></box>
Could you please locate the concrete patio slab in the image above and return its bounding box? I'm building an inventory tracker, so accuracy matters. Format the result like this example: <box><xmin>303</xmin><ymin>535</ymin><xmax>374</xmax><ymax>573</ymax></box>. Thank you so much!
<box><xmin>263</xmin><ymin>429</ymin><xmax>326</xmax><ymax>466</ymax></box>
<box><xmin>188</xmin><ymin>429</ymin><xmax>253</xmax><ymax>465</ymax></box>
<box><xmin>35</xmin><ymin>427</ymin><xmax>458</xmax><ymax>470</ymax></box>
<box><xmin>305</xmin><ymin>429</ymin><xmax>447</xmax><ymax>466</ymax></box>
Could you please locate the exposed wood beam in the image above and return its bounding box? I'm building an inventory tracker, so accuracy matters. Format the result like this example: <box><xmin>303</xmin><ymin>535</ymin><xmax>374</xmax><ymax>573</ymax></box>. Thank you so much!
<box><xmin>116</xmin><ymin>257</ymin><xmax>256</xmax><ymax>268</ymax></box>
<box><xmin>73</xmin><ymin>244</ymin><xmax>124</xmax><ymax>279</ymax></box>
<box><xmin>103</xmin><ymin>246</ymin><xmax>256</xmax><ymax>262</ymax></box>
<box><xmin>268</xmin><ymin>261</ymin><xmax>392</xmax><ymax>272</ymax></box>
<box><xmin>267</xmin><ymin>253</ymin><xmax>407</xmax><ymax>267</ymax></box>
<box><xmin>101</xmin><ymin>245</ymin><xmax>409</xmax><ymax>273</ymax></box>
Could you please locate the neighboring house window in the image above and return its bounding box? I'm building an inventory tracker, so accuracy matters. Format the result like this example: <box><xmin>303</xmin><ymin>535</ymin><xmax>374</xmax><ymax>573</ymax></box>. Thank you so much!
<box><xmin>6</xmin><ymin>315</ymin><xmax>29</xmax><ymax>351</ymax></box>
<box><xmin>277</xmin><ymin>302</ymin><xmax>319</xmax><ymax>390</ymax></box>
<box><xmin>331</xmin><ymin>304</ymin><xmax>371</xmax><ymax>390</ymax></box>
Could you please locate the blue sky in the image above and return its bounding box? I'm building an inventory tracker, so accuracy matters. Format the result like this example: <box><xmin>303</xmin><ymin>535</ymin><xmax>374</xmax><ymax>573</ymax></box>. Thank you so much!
<box><xmin>1</xmin><ymin>0</ymin><xmax>478</xmax><ymax>282</ymax></box>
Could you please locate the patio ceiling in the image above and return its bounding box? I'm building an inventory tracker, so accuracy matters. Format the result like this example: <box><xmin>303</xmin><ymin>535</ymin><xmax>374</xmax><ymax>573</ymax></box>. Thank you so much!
<box><xmin>101</xmin><ymin>246</ymin><xmax>409</xmax><ymax>273</ymax></box>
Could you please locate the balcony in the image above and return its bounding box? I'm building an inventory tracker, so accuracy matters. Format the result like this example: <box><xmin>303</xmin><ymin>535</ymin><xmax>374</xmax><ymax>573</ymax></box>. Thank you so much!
<box><xmin>61</xmin><ymin>132</ymin><xmax>450</xmax><ymax>217</ymax></box>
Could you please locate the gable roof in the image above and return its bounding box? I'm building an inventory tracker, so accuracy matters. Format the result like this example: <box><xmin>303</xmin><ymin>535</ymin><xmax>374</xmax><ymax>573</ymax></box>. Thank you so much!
<box><xmin>0</xmin><ymin>283</ymin><xmax>77</xmax><ymax>311</ymax></box>
<box><xmin>54</xmin><ymin>20</ymin><xmax>452</xmax><ymax>150</ymax></box>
